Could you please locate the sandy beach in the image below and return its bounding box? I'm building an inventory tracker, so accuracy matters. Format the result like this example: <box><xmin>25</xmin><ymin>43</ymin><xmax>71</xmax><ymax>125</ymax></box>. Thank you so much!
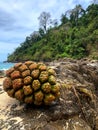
<box><xmin>0</xmin><ymin>77</ymin><xmax>24</xmax><ymax>130</ymax></box>
<box><xmin>0</xmin><ymin>77</ymin><xmax>5</xmax><ymax>94</ymax></box>
<box><xmin>0</xmin><ymin>78</ymin><xmax>17</xmax><ymax>107</ymax></box>
<box><xmin>0</xmin><ymin>77</ymin><xmax>5</xmax><ymax>83</ymax></box>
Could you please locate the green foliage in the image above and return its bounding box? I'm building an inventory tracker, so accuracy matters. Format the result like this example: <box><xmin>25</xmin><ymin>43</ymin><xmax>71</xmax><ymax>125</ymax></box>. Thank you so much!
<box><xmin>61</xmin><ymin>14</ymin><xmax>69</xmax><ymax>25</ymax></box>
<box><xmin>7</xmin><ymin>3</ymin><xmax>98</xmax><ymax>62</ymax></box>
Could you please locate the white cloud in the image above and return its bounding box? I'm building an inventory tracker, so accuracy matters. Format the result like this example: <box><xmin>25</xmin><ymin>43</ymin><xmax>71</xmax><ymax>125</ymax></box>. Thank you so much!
<box><xmin>0</xmin><ymin>0</ymin><xmax>91</xmax><ymax>61</ymax></box>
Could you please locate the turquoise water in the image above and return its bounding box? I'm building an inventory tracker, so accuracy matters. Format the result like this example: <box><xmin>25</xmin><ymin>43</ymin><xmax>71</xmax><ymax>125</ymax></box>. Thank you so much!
<box><xmin>0</xmin><ymin>62</ymin><xmax>15</xmax><ymax>70</ymax></box>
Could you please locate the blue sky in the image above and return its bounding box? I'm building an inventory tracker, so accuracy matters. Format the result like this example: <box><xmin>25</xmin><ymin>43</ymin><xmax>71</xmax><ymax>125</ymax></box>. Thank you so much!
<box><xmin>0</xmin><ymin>0</ymin><xmax>91</xmax><ymax>62</ymax></box>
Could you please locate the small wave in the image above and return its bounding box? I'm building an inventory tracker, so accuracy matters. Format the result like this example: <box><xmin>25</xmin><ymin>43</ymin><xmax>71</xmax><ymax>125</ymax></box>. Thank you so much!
<box><xmin>0</xmin><ymin>68</ymin><xmax>8</xmax><ymax>71</ymax></box>
<box><xmin>0</xmin><ymin>63</ymin><xmax>15</xmax><ymax>71</ymax></box>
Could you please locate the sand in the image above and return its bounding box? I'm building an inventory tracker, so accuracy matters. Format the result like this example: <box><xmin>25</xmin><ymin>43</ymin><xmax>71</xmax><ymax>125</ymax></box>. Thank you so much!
<box><xmin>0</xmin><ymin>78</ymin><xmax>24</xmax><ymax>130</ymax></box>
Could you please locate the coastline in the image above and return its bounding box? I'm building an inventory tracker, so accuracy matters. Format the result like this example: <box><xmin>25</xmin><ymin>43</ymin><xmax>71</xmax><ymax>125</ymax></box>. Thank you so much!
<box><xmin>0</xmin><ymin>62</ymin><xmax>15</xmax><ymax>71</ymax></box>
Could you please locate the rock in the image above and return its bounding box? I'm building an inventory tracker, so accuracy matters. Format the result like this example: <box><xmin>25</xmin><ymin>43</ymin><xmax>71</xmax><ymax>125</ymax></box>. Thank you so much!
<box><xmin>95</xmin><ymin>116</ymin><xmax>98</xmax><ymax>130</ymax></box>
<box><xmin>0</xmin><ymin>70</ymin><xmax>5</xmax><ymax>78</ymax></box>
<box><xmin>1</xmin><ymin>58</ymin><xmax>98</xmax><ymax>130</ymax></box>
<box><xmin>46</xmin><ymin>58</ymin><xmax>98</xmax><ymax>130</ymax></box>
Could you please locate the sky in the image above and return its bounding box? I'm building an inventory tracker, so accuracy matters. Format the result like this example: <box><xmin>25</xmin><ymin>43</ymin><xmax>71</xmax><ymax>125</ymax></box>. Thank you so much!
<box><xmin>0</xmin><ymin>0</ymin><xmax>92</xmax><ymax>62</ymax></box>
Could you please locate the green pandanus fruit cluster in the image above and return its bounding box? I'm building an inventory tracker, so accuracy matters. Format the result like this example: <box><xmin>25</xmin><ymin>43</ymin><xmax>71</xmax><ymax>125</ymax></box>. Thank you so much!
<box><xmin>3</xmin><ymin>61</ymin><xmax>60</xmax><ymax>105</ymax></box>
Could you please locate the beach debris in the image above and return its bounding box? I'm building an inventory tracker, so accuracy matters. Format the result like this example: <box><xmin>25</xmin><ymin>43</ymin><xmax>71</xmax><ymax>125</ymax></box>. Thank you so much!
<box><xmin>3</xmin><ymin>61</ymin><xmax>60</xmax><ymax>105</ymax></box>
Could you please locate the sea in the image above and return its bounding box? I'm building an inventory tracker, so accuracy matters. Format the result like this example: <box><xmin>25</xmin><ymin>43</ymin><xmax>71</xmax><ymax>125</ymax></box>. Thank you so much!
<box><xmin>0</xmin><ymin>62</ymin><xmax>15</xmax><ymax>70</ymax></box>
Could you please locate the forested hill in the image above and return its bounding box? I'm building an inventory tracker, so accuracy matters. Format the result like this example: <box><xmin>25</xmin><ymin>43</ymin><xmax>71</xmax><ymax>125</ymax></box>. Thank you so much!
<box><xmin>7</xmin><ymin>3</ymin><xmax>98</xmax><ymax>62</ymax></box>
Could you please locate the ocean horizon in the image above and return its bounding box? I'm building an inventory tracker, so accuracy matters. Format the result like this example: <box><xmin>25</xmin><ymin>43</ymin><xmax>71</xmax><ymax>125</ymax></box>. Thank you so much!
<box><xmin>0</xmin><ymin>62</ymin><xmax>15</xmax><ymax>70</ymax></box>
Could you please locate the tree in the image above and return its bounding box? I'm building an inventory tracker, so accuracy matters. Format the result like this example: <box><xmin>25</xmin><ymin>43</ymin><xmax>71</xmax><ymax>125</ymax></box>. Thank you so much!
<box><xmin>70</xmin><ymin>4</ymin><xmax>85</xmax><ymax>27</ymax></box>
<box><xmin>38</xmin><ymin>12</ymin><xmax>51</xmax><ymax>33</ymax></box>
<box><xmin>61</xmin><ymin>13</ymin><xmax>69</xmax><ymax>24</ymax></box>
<box><xmin>86</xmin><ymin>4</ymin><xmax>98</xmax><ymax>22</ymax></box>
<box><xmin>39</xmin><ymin>28</ymin><xmax>45</xmax><ymax>37</ymax></box>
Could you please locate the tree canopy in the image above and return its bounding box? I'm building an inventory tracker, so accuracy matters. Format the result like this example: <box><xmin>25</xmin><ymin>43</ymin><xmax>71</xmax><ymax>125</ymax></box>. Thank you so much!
<box><xmin>38</xmin><ymin>12</ymin><xmax>51</xmax><ymax>33</ymax></box>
